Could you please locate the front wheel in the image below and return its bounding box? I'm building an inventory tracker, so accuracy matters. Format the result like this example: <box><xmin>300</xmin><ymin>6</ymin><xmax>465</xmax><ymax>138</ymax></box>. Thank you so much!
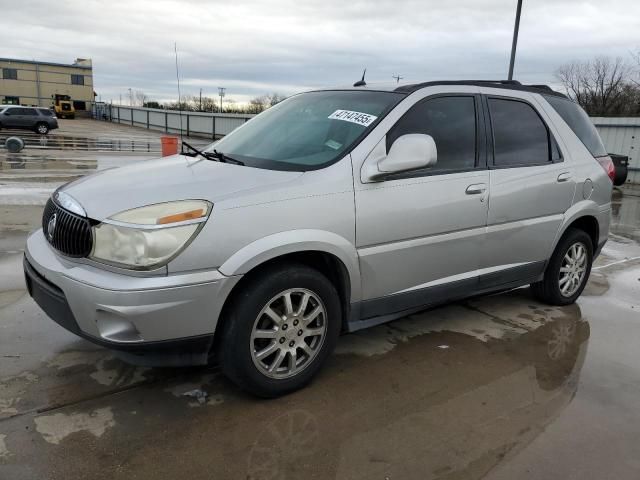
<box><xmin>219</xmin><ymin>263</ymin><xmax>341</xmax><ymax>397</ymax></box>
<box><xmin>531</xmin><ymin>228</ymin><xmax>593</xmax><ymax>305</ymax></box>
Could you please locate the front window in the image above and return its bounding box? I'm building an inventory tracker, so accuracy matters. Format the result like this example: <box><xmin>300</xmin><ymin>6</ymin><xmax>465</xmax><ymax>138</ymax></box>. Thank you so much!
<box><xmin>206</xmin><ymin>90</ymin><xmax>404</xmax><ymax>171</ymax></box>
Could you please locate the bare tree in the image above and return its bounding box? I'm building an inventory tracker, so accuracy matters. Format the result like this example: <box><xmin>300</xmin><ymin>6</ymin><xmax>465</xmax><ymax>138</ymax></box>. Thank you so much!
<box><xmin>134</xmin><ymin>90</ymin><xmax>148</xmax><ymax>107</ymax></box>
<box><xmin>555</xmin><ymin>56</ymin><xmax>630</xmax><ymax>115</ymax></box>
<box><xmin>631</xmin><ymin>48</ymin><xmax>640</xmax><ymax>87</ymax></box>
<box><xmin>266</xmin><ymin>92</ymin><xmax>285</xmax><ymax>107</ymax></box>
<box><xmin>247</xmin><ymin>95</ymin><xmax>268</xmax><ymax>113</ymax></box>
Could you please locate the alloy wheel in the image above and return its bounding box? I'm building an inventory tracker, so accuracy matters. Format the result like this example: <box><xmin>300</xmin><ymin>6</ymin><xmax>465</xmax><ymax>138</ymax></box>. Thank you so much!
<box><xmin>558</xmin><ymin>242</ymin><xmax>588</xmax><ymax>297</ymax></box>
<box><xmin>250</xmin><ymin>288</ymin><xmax>327</xmax><ymax>379</ymax></box>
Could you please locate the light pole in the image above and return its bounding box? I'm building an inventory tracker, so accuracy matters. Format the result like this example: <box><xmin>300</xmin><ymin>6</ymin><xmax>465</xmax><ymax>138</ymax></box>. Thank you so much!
<box><xmin>218</xmin><ymin>87</ymin><xmax>226</xmax><ymax>113</ymax></box>
<box><xmin>507</xmin><ymin>0</ymin><xmax>523</xmax><ymax>81</ymax></box>
<box><xmin>128</xmin><ymin>87</ymin><xmax>133</xmax><ymax>106</ymax></box>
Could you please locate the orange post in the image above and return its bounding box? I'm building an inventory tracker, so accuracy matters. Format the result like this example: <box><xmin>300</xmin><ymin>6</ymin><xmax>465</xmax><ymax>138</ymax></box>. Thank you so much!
<box><xmin>160</xmin><ymin>136</ymin><xmax>179</xmax><ymax>156</ymax></box>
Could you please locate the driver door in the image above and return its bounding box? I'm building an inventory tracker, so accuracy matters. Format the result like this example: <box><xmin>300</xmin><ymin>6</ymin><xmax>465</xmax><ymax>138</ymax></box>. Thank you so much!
<box><xmin>354</xmin><ymin>95</ymin><xmax>489</xmax><ymax>318</ymax></box>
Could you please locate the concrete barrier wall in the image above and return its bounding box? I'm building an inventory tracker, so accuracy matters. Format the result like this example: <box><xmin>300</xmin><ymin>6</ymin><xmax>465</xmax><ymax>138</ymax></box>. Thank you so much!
<box><xmin>98</xmin><ymin>104</ymin><xmax>255</xmax><ymax>140</ymax></box>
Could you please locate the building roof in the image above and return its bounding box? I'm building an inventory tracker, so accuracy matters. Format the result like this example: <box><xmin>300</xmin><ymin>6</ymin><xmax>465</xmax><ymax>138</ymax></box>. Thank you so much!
<box><xmin>0</xmin><ymin>57</ymin><xmax>92</xmax><ymax>70</ymax></box>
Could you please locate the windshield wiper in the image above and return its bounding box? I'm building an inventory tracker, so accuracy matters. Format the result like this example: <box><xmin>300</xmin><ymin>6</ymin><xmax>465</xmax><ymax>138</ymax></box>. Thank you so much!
<box><xmin>181</xmin><ymin>141</ymin><xmax>214</xmax><ymax>160</ymax></box>
<box><xmin>181</xmin><ymin>142</ymin><xmax>244</xmax><ymax>166</ymax></box>
<box><xmin>210</xmin><ymin>149</ymin><xmax>245</xmax><ymax>166</ymax></box>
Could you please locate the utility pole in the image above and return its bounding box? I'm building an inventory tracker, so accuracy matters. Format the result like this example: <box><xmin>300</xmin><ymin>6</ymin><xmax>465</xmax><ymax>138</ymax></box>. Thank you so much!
<box><xmin>199</xmin><ymin>88</ymin><xmax>202</xmax><ymax>111</ymax></box>
<box><xmin>218</xmin><ymin>87</ymin><xmax>226</xmax><ymax>113</ymax></box>
<box><xmin>507</xmin><ymin>0</ymin><xmax>523</xmax><ymax>81</ymax></box>
<box><xmin>392</xmin><ymin>74</ymin><xmax>403</xmax><ymax>83</ymax></box>
<box><xmin>128</xmin><ymin>88</ymin><xmax>133</xmax><ymax>106</ymax></box>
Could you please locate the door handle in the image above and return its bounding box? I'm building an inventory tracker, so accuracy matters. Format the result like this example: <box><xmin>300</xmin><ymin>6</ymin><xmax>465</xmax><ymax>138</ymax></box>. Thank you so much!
<box><xmin>557</xmin><ymin>172</ymin><xmax>572</xmax><ymax>182</ymax></box>
<box><xmin>466</xmin><ymin>183</ymin><xmax>487</xmax><ymax>195</ymax></box>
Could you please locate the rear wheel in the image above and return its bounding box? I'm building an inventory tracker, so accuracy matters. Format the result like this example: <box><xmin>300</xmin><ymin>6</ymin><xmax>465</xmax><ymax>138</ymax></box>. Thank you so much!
<box><xmin>531</xmin><ymin>228</ymin><xmax>593</xmax><ymax>305</ymax></box>
<box><xmin>220</xmin><ymin>263</ymin><xmax>341</xmax><ymax>397</ymax></box>
<box><xmin>35</xmin><ymin>122</ymin><xmax>49</xmax><ymax>135</ymax></box>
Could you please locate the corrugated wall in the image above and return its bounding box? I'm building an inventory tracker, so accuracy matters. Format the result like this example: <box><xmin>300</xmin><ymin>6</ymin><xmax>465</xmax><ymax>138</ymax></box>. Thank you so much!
<box><xmin>592</xmin><ymin>117</ymin><xmax>639</xmax><ymax>184</ymax></box>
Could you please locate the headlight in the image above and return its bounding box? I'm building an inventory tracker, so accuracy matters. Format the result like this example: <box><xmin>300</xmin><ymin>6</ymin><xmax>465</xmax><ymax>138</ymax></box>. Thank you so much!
<box><xmin>91</xmin><ymin>200</ymin><xmax>211</xmax><ymax>269</ymax></box>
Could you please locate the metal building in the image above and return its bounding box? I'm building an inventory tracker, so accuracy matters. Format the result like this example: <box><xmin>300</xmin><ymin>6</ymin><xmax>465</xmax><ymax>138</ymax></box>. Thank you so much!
<box><xmin>0</xmin><ymin>57</ymin><xmax>95</xmax><ymax>113</ymax></box>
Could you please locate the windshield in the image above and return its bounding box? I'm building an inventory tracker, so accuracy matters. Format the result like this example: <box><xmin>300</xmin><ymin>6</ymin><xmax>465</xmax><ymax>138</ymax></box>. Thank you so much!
<box><xmin>205</xmin><ymin>90</ymin><xmax>404</xmax><ymax>171</ymax></box>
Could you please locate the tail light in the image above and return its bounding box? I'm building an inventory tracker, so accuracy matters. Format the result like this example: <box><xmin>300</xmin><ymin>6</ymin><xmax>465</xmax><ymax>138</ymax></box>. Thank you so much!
<box><xmin>596</xmin><ymin>156</ymin><xmax>615</xmax><ymax>182</ymax></box>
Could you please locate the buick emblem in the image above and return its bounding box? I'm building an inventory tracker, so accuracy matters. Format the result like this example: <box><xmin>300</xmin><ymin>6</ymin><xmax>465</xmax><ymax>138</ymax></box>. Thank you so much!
<box><xmin>47</xmin><ymin>213</ymin><xmax>57</xmax><ymax>242</ymax></box>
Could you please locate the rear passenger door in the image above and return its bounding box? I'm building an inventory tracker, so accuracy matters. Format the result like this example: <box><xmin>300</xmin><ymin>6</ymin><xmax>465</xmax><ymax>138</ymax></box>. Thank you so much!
<box><xmin>481</xmin><ymin>93</ymin><xmax>575</xmax><ymax>288</ymax></box>
<box><xmin>20</xmin><ymin>108</ymin><xmax>39</xmax><ymax>128</ymax></box>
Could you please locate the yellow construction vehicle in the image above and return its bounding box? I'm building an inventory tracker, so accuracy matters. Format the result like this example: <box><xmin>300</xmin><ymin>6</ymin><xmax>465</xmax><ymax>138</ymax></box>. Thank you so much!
<box><xmin>53</xmin><ymin>94</ymin><xmax>75</xmax><ymax>119</ymax></box>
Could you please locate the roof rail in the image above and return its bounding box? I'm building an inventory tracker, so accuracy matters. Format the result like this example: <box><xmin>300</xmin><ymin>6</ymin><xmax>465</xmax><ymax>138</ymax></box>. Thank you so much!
<box><xmin>394</xmin><ymin>80</ymin><xmax>566</xmax><ymax>98</ymax></box>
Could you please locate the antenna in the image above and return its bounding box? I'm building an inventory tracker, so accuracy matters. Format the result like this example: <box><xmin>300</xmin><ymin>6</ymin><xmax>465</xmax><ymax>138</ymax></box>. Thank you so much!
<box><xmin>392</xmin><ymin>74</ymin><xmax>403</xmax><ymax>83</ymax></box>
<box><xmin>174</xmin><ymin>42</ymin><xmax>185</xmax><ymax>149</ymax></box>
<box><xmin>353</xmin><ymin>68</ymin><xmax>367</xmax><ymax>87</ymax></box>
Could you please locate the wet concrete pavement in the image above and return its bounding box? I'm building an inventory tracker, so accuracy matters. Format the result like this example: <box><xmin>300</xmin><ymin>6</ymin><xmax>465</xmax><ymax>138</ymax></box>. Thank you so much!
<box><xmin>1</xmin><ymin>122</ymin><xmax>640</xmax><ymax>479</ymax></box>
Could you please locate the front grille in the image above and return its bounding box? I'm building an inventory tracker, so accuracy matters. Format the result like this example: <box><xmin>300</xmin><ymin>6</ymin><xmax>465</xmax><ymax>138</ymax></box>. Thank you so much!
<box><xmin>42</xmin><ymin>198</ymin><xmax>93</xmax><ymax>257</ymax></box>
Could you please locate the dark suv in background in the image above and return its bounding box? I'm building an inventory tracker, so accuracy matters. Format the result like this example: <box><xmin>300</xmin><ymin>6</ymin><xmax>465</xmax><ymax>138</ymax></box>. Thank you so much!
<box><xmin>0</xmin><ymin>105</ymin><xmax>59</xmax><ymax>134</ymax></box>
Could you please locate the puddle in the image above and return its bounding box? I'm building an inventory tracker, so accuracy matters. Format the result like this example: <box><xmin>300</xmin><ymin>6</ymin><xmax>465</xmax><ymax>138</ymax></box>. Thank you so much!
<box><xmin>34</xmin><ymin>407</ymin><xmax>115</xmax><ymax>445</ymax></box>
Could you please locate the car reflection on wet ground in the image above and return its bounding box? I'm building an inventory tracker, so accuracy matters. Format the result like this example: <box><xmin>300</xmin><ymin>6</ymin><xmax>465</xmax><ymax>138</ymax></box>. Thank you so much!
<box><xmin>1</xmin><ymin>120</ymin><xmax>640</xmax><ymax>479</ymax></box>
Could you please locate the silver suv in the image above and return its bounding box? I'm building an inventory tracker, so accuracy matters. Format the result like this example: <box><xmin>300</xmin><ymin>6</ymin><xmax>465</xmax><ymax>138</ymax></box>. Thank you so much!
<box><xmin>0</xmin><ymin>105</ymin><xmax>59</xmax><ymax>134</ymax></box>
<box><xmin>25</xmin><ymin>80</ymin><xmax>613</xmax><ymax>397</ymax></box>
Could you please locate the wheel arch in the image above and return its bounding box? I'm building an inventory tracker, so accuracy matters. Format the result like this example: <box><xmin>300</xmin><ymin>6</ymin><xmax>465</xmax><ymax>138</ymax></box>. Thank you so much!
<box><xmin>216</xmin><ymin>230</ymin><xmax>361</xmax><ymax>339</ymax></box>
<box><xmin>554</xmin><ymin>203</ymin><xmax>600</xmax><ymax>253</ymax></box>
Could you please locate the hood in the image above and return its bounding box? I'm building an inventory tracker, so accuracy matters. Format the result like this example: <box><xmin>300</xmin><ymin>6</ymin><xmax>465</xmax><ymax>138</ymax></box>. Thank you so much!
<box><xmin>61</xmin><ymin>155</ymin><xmax>302</xmax><ymax>219</ymax></box>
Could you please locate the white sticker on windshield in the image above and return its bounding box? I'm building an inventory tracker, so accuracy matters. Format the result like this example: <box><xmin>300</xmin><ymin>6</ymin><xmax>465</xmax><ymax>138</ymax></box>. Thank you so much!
<box><xmin>328</xmin><ymin>110</ymin><xmax>378</xmax><ymax>127</ymax></box>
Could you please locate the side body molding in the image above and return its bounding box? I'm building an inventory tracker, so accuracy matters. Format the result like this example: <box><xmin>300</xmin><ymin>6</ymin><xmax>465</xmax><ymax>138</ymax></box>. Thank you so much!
<box><xmin>218</xmin><ymin>229</ymin><xmax>362</xmax><ymax>303</ymax></box>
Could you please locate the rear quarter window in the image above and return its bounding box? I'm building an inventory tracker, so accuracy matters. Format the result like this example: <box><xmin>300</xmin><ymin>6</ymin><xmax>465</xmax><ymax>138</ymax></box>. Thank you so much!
<box><xmin>543</xmin><ymin>95</ymin><xmax>607</xmax><ymax>157</ymax></box>
<box><xmin>38</xmin><ymin>109</ymin><xmax>54</xmax><ymax>116</ymax></box>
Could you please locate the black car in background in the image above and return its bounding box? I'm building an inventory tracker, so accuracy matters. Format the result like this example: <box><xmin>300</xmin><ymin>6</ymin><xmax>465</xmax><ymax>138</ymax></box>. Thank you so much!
<box><xmin>609</xmin><ymin>153</ymin><xmax>629</xmax><ymax>186</ymax></box>
<box><xmin>0</xmin><ymin>105</ymin><xmax>59</xmax><ymax>134</ymax></box>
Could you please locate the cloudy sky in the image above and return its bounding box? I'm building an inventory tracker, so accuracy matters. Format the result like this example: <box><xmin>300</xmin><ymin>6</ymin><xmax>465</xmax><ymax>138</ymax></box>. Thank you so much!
<box><xmin>1</xmin><ymin>0</ymin><xmax>639</xmax><ymax>104</ymax></box>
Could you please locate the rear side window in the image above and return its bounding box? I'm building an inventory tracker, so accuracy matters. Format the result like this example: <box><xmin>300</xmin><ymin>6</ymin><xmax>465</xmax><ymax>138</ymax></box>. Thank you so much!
<box><xmin>543</xmin><ymin>95</ymin><xmax>607</xmax><ymax>157</ymax></box>
<box><xmin>488</xmin><ymin>98</ymin><xmax>551</xmax><ymax>167</ymax></box>
<box><xmin>387</xmin><ymin>96</ymin><xmax>477</xmax><ymax>173</ymax></box>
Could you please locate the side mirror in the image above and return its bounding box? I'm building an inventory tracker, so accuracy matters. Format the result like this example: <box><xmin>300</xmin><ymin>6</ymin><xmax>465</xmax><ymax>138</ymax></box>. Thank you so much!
<box><xmin>377</xmin><ymin>134</ymin><xmax>437</xmax><ymax>176</ymax></box>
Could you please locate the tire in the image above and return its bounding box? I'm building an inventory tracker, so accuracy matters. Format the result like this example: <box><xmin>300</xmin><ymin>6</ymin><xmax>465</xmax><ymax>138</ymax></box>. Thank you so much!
<box><xmin>35</xmin><ymin>122</ymin><xmax>49</xmax><ymax>135</ymax></box>
<box><xmin>531</xmin><ymin>228</ymin><xmax>593</xmax><ymax>306</ymax></box>
<box><xmin>219</xmin><ymin>263</ymin><xmax>341</xmax><ymax>397</ymax></box>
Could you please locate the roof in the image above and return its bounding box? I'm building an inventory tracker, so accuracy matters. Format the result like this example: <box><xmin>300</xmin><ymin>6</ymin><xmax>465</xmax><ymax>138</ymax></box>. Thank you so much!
<box><xmin>0</xmin><ymin>57</ymin><xmax>92</xmax><ymax>70</ymax></box>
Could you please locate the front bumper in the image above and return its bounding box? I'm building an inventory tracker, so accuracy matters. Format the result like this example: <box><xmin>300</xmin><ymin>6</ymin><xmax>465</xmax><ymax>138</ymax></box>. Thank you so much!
<box><xmin>24</xmin><ymin>229</ymin><xmax>240</xmax><ymax>365</ymax></box>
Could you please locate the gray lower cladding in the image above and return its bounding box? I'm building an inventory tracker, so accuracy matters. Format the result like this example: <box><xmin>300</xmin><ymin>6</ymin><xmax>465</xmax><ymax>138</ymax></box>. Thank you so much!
<box><xmin>23</xmin><ymin>256</ymin><xmax>213</xmax><ymax>366</ymax></box>
<box><xmin>349</xmin><ymin>261</ymin><xmax>547</xmax><ymax>332</ymax></box>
